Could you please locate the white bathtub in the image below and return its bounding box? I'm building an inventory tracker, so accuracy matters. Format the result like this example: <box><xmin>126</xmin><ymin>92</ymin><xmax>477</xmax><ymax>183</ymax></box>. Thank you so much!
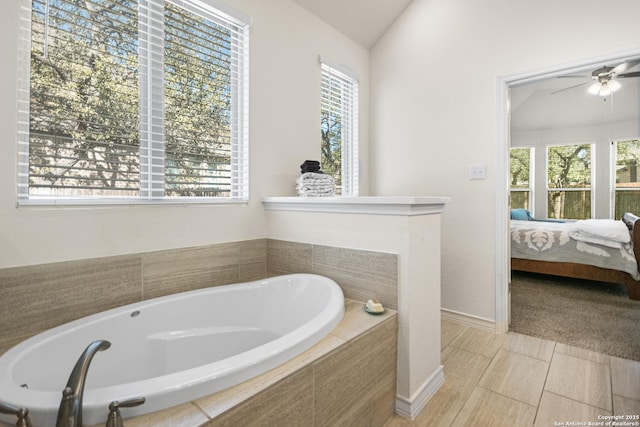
<box><xmin>0</xmin><ymin>274</ymin><xmax>344</xmax><ymax>426</ymax></box>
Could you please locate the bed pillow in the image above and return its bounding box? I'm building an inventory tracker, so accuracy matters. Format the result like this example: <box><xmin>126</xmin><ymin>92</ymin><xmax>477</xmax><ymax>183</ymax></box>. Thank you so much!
<box><xmin>511</xmin><ymin>209</ymin><xmax>532</xmax><ymax>221</ymax></box>
<box><xmin>622</xmin><ymin>212</ymin><xmax>639</xmax><ymax>231</ymax></box>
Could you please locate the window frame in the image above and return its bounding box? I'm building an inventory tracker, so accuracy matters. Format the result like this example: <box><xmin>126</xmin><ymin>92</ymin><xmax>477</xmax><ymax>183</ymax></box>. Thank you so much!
<box><xmin>17</xmin><ymin>0</ymin><xmax>250</xmax><ymax>206</ymax></box>
<box><xmin>319</xmin><ymin>56</ymin><xmax>359</xmax><ymax>197</ymax></box>
<box><xmin>545</xmin><ymin>142</ymin><xmax>595</xmax><ymax>220</ymax></box>
<box><xmin>509</xmin><ymin>146</ymin><xmax>535</xmax><ymax>215</ymax></box>
<box><xmin>611</xmin><ymin>138</ymin><xmax>640</xmax><ymax>219</ymax></box>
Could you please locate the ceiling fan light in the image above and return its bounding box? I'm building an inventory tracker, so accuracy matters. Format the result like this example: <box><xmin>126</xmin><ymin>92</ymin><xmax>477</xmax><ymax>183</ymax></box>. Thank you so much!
<box><xmin>588</xmin><ymin>82</ymin><xmax>601</xmax><ymax>95</ymax></box>
<box><xmin>609</xmin><ymin>80</ymin><xmax>621</xmax><ymax>93</ymax></box>
<box><xmin>599</xmin><ymin>82</ymin><xmax>612</xmax><ymax>97</ymax></box>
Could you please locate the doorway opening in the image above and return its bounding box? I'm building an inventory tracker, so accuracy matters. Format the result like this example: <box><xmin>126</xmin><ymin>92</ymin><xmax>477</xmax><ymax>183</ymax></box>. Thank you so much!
<box><xmin>495</xmin><ymin>49</ymin><xmax>640</xmax><ymax>334</ymax></box>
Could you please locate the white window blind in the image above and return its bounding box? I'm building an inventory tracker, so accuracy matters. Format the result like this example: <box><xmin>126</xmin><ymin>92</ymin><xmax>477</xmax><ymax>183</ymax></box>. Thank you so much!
<box><xmin>320</xmin><ymin>58</ymin><xmax>359</xmax><ymax>196</ymax></box>
<box><xmin>18</xmin><ymin>0</ymin><xmax>249</xmax><ymax>204</ymax></box>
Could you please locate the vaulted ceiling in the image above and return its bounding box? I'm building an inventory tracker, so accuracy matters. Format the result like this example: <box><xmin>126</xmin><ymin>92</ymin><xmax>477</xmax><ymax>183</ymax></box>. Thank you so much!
<box><xmin>293</xmin><ymin>0</ymin><xmax>412</xmax><ymax>48</ymax></box>
<box><xmin>511</xmin><ymin>60</ymin><xmax>640</xmax><ymax>131</ymax></box>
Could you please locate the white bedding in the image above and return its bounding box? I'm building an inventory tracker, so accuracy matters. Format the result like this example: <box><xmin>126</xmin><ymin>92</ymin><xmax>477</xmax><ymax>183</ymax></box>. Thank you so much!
<box><xmin>569</xmin><ymin>219</ymin><xmax>631</xmax><ymax>249</ymax></box>
<box><xmin>510</xmin><ymin>219</ymin><xmax>639</xmax><ymax>279</ymax></box>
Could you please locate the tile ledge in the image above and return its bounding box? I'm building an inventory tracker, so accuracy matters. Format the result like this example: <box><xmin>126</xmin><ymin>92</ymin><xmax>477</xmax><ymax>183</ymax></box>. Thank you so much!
<box><xmin>262</xmin><ymin>196</ymin><xmax>449</xmax><ymax>216</ymax></box>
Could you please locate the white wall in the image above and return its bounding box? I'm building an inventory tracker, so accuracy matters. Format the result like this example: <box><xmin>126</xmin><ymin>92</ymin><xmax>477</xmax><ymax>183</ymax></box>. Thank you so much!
<box><xmin>369</xmin><ymin>0</ymin><xmax>640</xmax><ymax>321</ymax></box>
<box><xmin>0</xmin><ymin>0</ymin><xmax>369</xmax><ymax>268</ymax></box>
<box><xmin>512</xmin><ymin>120</ymin><xmax>639</xmax><ymax>219</ymax></box>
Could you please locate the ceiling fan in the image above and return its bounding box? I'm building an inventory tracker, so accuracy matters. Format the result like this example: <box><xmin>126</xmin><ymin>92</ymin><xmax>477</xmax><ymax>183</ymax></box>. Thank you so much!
<box><xmin>552</xmin><ymin>58</ymin><xmax>640</xmax><ymax>96</ymax></box>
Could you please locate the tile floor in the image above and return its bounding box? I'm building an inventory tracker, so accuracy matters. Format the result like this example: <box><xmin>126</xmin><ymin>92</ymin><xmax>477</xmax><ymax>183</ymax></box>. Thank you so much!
<box><xmin>385</xmin><ymin>319</ymin><xmax>640</xmax><ymax>427</ymax></box>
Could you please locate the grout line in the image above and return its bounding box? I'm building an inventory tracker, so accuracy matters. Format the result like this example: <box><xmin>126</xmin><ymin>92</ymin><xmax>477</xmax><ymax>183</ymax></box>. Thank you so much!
<box><xmin>544</xmin><ymin>390</ymin><xmax>612</xmax><ymax>414</ymax></box>
<box><xmin>532</xmin><ymin>341</ymin><xmax>556</xmax><ymax>426</ymax></box>
<box><xmin>609</xmin><ymin>355</ymin><xmax>615</xmax><ymax>413</ymax></box>
<box><xmin>475</xmin><ymin>384</ymin><xmax>538</xmax><ymax>409</ymax></box>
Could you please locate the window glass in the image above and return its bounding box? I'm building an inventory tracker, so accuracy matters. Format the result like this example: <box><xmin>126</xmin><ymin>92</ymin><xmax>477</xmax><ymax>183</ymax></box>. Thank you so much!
<box><xmin>613</xmin><ymin>139</ymin><xmax>640</xmax><ymax>218</ymax></box>
<box><xmin>19</xmin><ymin>0</ymin><xmax>249</xmax><ymax>203</ymax></box>
<box><xmin>546</xmin><ymin>144</ymin><xmax>592</xmax><ymax>219</ymax></box>
<box><xmin>510</xmin><ymin>147</ymin><xmax>533</xmax><ymax>212</ymax></box>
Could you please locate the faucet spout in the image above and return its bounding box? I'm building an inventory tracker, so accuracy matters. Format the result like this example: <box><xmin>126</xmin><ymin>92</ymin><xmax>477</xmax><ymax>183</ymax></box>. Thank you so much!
<box><xmin>56</xmin><ymin>339</ymin><xmax>111</xmax><ymax>427</ymax></box>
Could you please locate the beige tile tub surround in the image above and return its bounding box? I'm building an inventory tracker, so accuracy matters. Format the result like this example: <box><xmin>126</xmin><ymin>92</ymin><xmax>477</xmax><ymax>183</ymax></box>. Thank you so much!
<box><xmin>267</xmin><ymin>239</ymin><xmax>399</xmax><ymax>310</ymax></box>
<box><xmin>1</xmin><ymin>238</ymin><xmax>397</xmax><ymax>356</ymax></box>
<box><xmin>0</xmin><ymin>254</ymin><xmax>142</xmax><ymax>354</ymax></box>
<box><xmin>0</xmin><ymin>239</ymin><xmax>268</xmax><ymax>355</ymax></box>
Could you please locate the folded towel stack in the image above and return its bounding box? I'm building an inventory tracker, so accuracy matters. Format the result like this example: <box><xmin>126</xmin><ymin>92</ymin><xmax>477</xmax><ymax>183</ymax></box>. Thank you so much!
<box><xmin>296</xmin><ymin>172</ymin><xmax>336</xmax><ymax>197</ymax></box>
<box><xmin>300</xmin><ymin>160</ymin><xmax>321</xmax><ymax>174</ymax></box>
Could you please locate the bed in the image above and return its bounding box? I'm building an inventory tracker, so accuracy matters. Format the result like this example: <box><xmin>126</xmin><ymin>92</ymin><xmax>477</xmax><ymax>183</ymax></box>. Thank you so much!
<box><xmin>510</xmin><ymin>212</ymin><xmax>640</xmax><ymax>300</ymax></box>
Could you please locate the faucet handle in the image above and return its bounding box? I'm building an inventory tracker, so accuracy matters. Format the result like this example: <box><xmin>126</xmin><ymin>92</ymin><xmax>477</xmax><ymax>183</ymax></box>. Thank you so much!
<box><xmin>0</xmin><ymin>403</ymin><xmax>33</xmax><ymax>427</ymax></box>
<box><xmin>105</xmin><ymin>397</ymin><xmax>145</xmax><ymax>427</ymax></box>
<box><xmin>111</xmin><ymin>397</ymin><xmax>145</xmax><ymax>409</ymax></box>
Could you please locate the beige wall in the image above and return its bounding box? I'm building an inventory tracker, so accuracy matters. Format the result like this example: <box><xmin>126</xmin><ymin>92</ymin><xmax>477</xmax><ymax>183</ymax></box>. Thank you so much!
<box><xmin>0</xmin><ymin>0</ymin><xmax>369</xmax><ymax>269</ymax></box>
<box><xmin>369</xmin><ymin>0</ymin><xmax>640</xmax><ymax>321</ymax></box>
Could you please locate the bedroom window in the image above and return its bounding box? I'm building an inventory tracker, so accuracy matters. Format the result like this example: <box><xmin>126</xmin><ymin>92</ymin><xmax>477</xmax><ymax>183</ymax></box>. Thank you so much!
<box><xmin>546</xmin><ymin>144</ymin><xmax>593</xmax><ymax>220</ymax></box>
<box><xmin>510</xmin><ymin>147</ymin><xmax>534</xmax><ymax>212</ymax></box>
<box><xmin>612</xmin><ymin>139</ymin><xmax>640</xmax><ymax>219</ymax></box>
<box><xmin>320</xmin><ymin>58</ymin><xmax>359</xmax><ymax>196</ymax></box>
<box><xmin>17</xmin><ymin>0</ymin><xmax>249</xmax><ymax>204</ymax></box>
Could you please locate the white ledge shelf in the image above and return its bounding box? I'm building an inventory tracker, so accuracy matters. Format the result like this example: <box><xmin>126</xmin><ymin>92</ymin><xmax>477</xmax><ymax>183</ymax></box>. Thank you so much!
<box><xmin>262</xmin><ymin>196</ymin><xmax>449</xmax><ymax>216</ymax></box>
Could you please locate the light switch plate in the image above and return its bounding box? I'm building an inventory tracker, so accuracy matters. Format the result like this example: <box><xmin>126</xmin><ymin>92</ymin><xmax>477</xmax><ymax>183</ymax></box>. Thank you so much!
<box><xmin>469</xmin><ymin>164</ymin><xmax>487</xmax><ymax>180</ymax></box>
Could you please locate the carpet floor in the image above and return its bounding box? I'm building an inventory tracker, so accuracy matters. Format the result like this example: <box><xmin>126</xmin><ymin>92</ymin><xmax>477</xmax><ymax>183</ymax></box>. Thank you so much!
<box><xmin>510</xmin><ymin>271</ymin><xmax>640</xmax><ymax>361</ymax></box>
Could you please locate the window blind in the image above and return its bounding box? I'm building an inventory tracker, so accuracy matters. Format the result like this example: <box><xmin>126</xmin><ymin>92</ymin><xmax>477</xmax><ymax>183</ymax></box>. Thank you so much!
<box><xmin>320</xmin><ymin>60</ymin><xmax>359</xmax><ymax>196</ymax></box>
<box><xmin>18</xmin><ymin>0</ymin><xmax>249</xmax><ymax>203</ymax></box>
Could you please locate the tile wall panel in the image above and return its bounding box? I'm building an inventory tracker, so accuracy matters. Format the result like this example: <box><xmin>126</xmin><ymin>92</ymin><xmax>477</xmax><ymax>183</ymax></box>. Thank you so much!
<box><xmin>238</xmin><ymin>239</ymin><xmax>267</xmax><ymax>282</ymax></box>
<box><xmin>142</xmin><ymin>243</ymin><xmax>240</xmax><ymax>299</ymax></box>
<box><xmin>266</xmin><ymin>239</ymin><xmax>399</xmax><ymax>310</ymax></box>
<box><xmin>204</xmin><ymin>366</ymin><xmax>315</xmax><ymax>426</ymax></box>
<box><xmin>266</xmin><ymin>239</ymin><xmax>312</xmax><ymax>274</ymax></box>
<box><xmin>0</xmin><ymin>240</ymin><xmax>268</xmax><ymax>356</ymax></box>
<box><xmin>0</xmin><ymin>255</ymin><xmax>141</xmax><ymax>354</ymax></box>
<box><xmin>312</xmin><ymin>244</ymin><xmax>398</xmax><ymax>309</ymax></box>
<box><xmin>313</xmin><ymin>317</ymin><xmax>398</xmax><ymax>426</ymax></box>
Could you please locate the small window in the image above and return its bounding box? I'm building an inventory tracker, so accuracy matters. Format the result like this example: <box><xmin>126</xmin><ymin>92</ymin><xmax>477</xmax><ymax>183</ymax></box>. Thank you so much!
<box><xmin>546</xmin><ymin>144</ymin><xmax>593</xmax><ymax>219</ymax></box>
<box><xmin>18</xmin><ymin>0</ymin><xmax>249</xmax><ymax>204</ymax></box>
<box><xmin>612</xmin><ymin>139</ymin><xmax>640</xmax><ymax>219</ymax></box>
<box><xmin>320</xmin><ymin>59</ymin><xmax>359</xmax><ymax>196</ymax></box>
<box><xmin>510</xmin><ymin>147</ymin><xmax>534</xmax><ymax>213</ymax></box>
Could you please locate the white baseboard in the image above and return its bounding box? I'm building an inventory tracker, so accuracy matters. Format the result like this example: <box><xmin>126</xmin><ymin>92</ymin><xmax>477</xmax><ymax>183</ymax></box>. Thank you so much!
<box><xmin>395</xmin><ymin>365</ymin><xmax>445</xmax><ymax>419</ymax></box>
<box><xmin>441</xmin><ymin>308</ymin><xmax>496</xmax><ymax>332</ymax></box>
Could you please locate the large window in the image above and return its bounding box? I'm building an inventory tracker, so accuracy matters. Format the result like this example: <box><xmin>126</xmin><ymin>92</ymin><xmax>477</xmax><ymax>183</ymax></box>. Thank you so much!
<box><xmin>320</xmin><ymin>59</ymin><xmax>359</xmax><ymax>196</ymax></box>
<box><xmin>510</xmin><ymin>147</ymin><xmax>534</xmax><ymax>212</ymax></box>
<box><xmin>546</xmin><ymin>144</ymin><xmax>593</xmax><ymax>219</ymax></box>
<box><xmin>612</xmin><ymin>139</ymin><xmax>640</xmax><ymax>218</ymax></box>
<box><xmin>18</xmin><ymin>0</ymin><xmax>249</xmax><ymax>203</ymax></box>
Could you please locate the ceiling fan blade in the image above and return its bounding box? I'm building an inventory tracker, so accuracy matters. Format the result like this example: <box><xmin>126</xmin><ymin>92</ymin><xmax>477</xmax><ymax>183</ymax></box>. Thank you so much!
<box><xmin>557</xmin><ymin>75</ymin><xmax>589</xmax><ymax>78</ymax></box>
<box><xmin>592</xmin><ymin>66</ymin><xmax>615</xmax><ymax>76</ymax></box>
<box><xmin>617</xmin><ymin>71</ymin><xmax>640</xmax><ymax>78</ymax></box>
<box><xmin>550</xmin><ymin>81</ymin><xmax>590</xmax><ymax>95</ymax></box>
<box><xmin>613</xmin><ymin>59</ymin><xmax>640</xmax><ymax>75</ymax></box>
